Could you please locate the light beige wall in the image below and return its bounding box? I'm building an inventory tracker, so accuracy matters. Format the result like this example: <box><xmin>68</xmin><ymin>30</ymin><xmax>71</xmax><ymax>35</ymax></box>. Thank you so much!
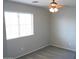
<box><xmin>50</xmin><ymin>7</ymin><xmax>76</xmax><ymax>51</ymax></box>
<box><xmin>4</xmin><ymin>1</ymin><xmax>50</xmax><ymax>57</ymax></box>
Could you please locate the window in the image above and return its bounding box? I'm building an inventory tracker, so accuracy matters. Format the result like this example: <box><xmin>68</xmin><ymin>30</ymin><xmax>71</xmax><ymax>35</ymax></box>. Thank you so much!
<box><xmin>4</xmin><ymin>12</ymin><xmax>34</xmax><ymax>40</ymax></box>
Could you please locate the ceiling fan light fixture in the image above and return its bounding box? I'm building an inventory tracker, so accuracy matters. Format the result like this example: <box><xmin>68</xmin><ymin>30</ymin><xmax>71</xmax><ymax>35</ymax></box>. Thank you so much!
<box><xmin>49</xmin><ymin>8</ymin><xmax>58</xmax><ymax>13</ymax></box>
<box><xmin>48</xmin><ymin>0</ymin><xmax>63</xmax><ymax>13</ymax></box>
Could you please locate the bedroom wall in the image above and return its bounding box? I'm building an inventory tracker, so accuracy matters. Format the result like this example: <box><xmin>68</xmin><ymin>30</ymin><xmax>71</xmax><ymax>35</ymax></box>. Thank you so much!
<box><xmin>4</xmin><ymin>1</ymin><xmax>50</xmax><ymax>57</ymax></box>
<box><xmin>50</xmin><ymin>6</ymin><xmax>76</xmax><ymax>51</ymax></box>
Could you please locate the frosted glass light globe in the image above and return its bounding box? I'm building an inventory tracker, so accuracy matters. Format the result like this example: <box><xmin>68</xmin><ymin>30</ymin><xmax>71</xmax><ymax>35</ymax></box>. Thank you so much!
<box><xmin>49</xmin><ymin>8</ymin><xmax>54</xmax><ymax>12</ymax></box>
<box><xmin>54</xmin><ymin>8</ymin><xmax>58</xmax><ymax>12</ymax></box>
<box><xmin>49</xmin><ymin>8</ymin><xmax>58</xmax><ymax>13</ymax></box>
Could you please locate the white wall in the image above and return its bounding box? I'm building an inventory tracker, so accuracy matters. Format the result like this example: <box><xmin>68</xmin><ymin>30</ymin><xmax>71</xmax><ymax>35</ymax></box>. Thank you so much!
<box><xmin>50</xmin><ymin>7</ymin><xmax>76</xmax><ymax>51</ymax></box>
<box><xmin>4</xmin><ymin>1</ymin><xmax>50</xmax><ymax>57</ymax></box>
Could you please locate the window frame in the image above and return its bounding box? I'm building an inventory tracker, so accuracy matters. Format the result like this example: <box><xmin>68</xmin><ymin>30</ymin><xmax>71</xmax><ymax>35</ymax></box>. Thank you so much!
<box><xmin>4</xmin><ymin>11</ymin><xmax>34</xmax><ymax>40</ymax></box>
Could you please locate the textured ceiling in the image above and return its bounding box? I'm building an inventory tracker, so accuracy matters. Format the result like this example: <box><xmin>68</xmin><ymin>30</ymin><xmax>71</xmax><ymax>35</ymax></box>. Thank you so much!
<box><xmin>7</xmin><ymin>0</ymin><xmax>76</xmax><ymax>8</ymax></box>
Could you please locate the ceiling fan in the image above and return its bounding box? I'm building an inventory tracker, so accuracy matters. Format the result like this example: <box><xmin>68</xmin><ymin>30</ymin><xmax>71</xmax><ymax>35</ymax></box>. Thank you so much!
<box><xmin>48</xmin><ymin>0</ymin><xmax>63</xmax><ymax>13</ymax></box>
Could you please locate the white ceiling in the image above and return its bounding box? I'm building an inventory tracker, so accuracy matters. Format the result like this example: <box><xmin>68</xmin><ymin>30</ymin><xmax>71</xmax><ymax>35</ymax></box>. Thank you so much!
<box><xmin>7</xmin><ymin>0</ymin><xmax>76</xmax><ymax>8</ymax></box>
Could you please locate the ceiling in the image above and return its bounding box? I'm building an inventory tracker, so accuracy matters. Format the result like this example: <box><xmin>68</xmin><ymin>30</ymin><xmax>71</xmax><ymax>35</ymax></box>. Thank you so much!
<box><xmin>7</xmin><ymin>0</ymin><xmax>76</xmax><ymax>8</ymax></box>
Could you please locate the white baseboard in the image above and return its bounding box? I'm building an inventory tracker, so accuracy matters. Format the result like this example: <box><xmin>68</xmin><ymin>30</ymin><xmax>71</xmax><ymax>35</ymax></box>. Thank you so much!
<box><xmin>16</xmin><ymin>44</ymin><xmax>49</xmax><ymax>59</ymax></box>
<box><xmin>51</xmin><ymin>44</ymin><xmax>76</xmax><ymax>52</ymax></box>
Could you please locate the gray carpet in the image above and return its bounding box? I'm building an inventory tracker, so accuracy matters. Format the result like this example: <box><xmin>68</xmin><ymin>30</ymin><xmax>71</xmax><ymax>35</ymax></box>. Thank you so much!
<box><xmin>17</xmin><ymin>46</ymin><xmax>76</xmax><ymax>59</ymax></box>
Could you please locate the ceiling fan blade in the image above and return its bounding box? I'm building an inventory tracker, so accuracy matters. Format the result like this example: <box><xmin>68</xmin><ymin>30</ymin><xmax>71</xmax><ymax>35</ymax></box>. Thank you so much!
<box><xmin>48</xmin><ymin>5</ymin><xmax>56</xmax><ymax>8</ymax></box>
<box><xmin>48</xmin><ymin>4</ymin><xmax>63</xmax><ymax>8</ymax></box>
<box><xmin>56</xmin><ymin>4</ymin><xmax>63</xmax><ymax>8</ymax></box>
<box><xmin>55</xmin><ymin>0</ymin><xmax>60</xmax><ymax>2</ymax></box>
